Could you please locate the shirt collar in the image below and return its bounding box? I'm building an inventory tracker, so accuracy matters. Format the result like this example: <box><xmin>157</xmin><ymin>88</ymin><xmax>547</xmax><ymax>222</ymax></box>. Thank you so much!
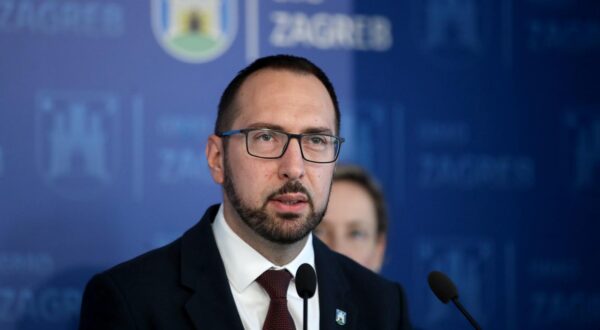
<box><xmin>212</xmin><ymin>204</ymin><xmax>315</xmax><ymax>293</ymax></box>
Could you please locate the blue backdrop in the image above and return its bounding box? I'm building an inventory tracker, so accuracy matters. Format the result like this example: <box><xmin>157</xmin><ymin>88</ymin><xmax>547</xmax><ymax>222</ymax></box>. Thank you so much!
<box><xmin>1</xmin><ymin>0</ymin><xmax>599</xmax><ymax>329</ymax></box>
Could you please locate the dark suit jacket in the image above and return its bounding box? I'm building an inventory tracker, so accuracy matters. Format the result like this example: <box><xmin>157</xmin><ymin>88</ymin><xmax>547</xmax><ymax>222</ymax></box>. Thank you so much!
<box><xmin>79</xmin><ymin>204</ymin><xmax>411</xmax><ymax>329</ymax></box>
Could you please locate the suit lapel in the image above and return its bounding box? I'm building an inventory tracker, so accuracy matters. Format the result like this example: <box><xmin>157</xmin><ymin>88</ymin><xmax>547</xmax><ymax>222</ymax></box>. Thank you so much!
<box><xmin>178</xmin><ymin>206</ymin><xmax>358</xmax><ymax>330</ymax></box>
<box><xmin>314</xmin><ymin>238</ymin><xmax>356</xmax><ymax>330</ymax></box>
<box><xmin>180</xmin><ymin>205</ymin><xmax>244</xmax><ymax>330</ymax></box>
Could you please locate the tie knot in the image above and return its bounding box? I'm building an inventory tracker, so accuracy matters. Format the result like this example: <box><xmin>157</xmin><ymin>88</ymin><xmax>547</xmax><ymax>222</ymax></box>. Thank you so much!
<box><xmin>256</xmin><ymin>269</ymin><xmax>293</xmax><ymax>299</ymax></box>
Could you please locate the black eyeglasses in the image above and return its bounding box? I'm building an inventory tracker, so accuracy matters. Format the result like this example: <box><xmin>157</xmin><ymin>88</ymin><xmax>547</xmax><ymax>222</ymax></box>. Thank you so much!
<box><xmin>216</xmin><ymin>128</ymin><xmax>344</xmax><ymax>163</ymax></box>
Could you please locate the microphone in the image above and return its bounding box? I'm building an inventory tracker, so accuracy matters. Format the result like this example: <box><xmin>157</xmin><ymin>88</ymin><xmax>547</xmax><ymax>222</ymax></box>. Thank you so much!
<box><xmin>427</xmin><ymin>270</ymin><xmax>483</xmax><ymax>330</ymax></box>
<box><xmin>296</xmin><ymin>263</ymin><xmax>317</xmax><ymax>330</ymax></box>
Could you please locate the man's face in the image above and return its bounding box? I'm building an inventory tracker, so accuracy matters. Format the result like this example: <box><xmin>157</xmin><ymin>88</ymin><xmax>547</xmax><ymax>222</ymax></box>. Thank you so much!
<box><xmin>213</xmin><ymin>69</ymin><xmax>337</xmax><ymax>245</ymax></box>
<box><xmin>315</xmin><ymin>180</ymin><xmax>386</xmax><ymax>272</ymax></box>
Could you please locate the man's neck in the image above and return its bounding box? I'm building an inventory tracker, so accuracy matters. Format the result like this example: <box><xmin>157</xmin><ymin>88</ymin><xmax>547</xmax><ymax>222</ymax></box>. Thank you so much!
<box><xmin>222</xmin><ymin>203</ymin><xmax>308</xmax><ymax>266</ymax></box>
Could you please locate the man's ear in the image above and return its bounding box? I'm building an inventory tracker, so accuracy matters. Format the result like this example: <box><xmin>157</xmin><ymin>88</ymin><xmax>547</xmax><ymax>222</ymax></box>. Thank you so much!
<box><xmin>206</xmin><ymin>134</ymin><xmax>225</xmax><ymax>184</ymax></box>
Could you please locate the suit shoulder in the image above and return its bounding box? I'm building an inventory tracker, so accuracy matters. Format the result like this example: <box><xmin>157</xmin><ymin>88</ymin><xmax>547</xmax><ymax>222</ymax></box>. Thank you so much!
<box><xmin>327</xmin><ymin>250</ymin><xmax>412</xmax><ymax>329</ymax></box>
<box><xmin>334</xmin><ymin>250</ymin><xmax>398</xmax><ymax>288</ymax></box>
<box><xmin>100</xmin><ymin>238</ymin><xmax>182</xmax><ymax>286</ymax></box>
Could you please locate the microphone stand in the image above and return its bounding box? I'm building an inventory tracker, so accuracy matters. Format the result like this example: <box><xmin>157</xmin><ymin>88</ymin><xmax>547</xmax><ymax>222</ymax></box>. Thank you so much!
<box><xmin>303</xmin><ymin>297</ymin><xmax>308</xmax><ymax>330</ymax></box>
<box><xmin>451</xmin><ymin>298</ymin><xmax>482</xmax><ymax>330</ymax></box>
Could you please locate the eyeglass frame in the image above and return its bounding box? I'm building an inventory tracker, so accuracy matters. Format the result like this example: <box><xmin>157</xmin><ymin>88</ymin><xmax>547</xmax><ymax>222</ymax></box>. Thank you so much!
<box><xmin>216</xmin><ymin>128</ymin><xmax>345</xmax><ymax>164</ymax></box>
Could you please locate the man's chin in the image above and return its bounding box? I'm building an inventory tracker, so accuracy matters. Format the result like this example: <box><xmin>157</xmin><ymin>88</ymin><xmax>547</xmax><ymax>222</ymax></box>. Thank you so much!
<box><xmin>258</xmin><ymin>213</ymin><xmax>314</xmax><ymax>244</ymax></box>
<box><xmin>262</xmin><ymin>228</ymin><xmax>310</xmax><ymax>245</ymax></box>
<box><xmin>275</xmin><ymin>212</ymin><xmax>303</xmax><ymax>220</ymax></box>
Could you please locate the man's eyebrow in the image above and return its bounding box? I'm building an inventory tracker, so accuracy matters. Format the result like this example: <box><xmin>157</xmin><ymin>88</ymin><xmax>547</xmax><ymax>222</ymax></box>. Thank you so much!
<box><xmin>245</xmin><ymin>123</ymin><xmax>334</xmax><ymax>135</ymax></box>
<box><xmin>245</xmin><ymin>123</ymin><xmax>284</xmax><ymax>130</ymax></box>
<box><xmin>302</xmin><ymin>127</ymin><xmax>334</xmax><ymax>135</ymax></box>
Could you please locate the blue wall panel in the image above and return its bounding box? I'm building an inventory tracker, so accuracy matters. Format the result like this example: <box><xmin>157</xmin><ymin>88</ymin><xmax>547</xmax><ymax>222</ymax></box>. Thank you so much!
<box><xmin>1</xmin><ymin>0</ymin><xmax>598</xmax><ymax>329</ymax></box>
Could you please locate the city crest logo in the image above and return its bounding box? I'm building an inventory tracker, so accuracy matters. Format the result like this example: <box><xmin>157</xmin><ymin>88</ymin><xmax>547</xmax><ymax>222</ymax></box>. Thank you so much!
<box><xmin>151</xmin><ymin>0</ymin><xmax>238</xmax><ymax>63</ymax></box>
<box><xmin>410</xmin><ymin>0</ymin><xmax>495</xmax><ymax>69</ymax></box>
<box><xmin>414</xmin><ymin>237</ymin><xmax>496</xmax><ymax>327</ymax></box>
<box><xmin>34</xmin><ymin>91</ymin><xmax>120</xmax><ymax>199</ymax></box>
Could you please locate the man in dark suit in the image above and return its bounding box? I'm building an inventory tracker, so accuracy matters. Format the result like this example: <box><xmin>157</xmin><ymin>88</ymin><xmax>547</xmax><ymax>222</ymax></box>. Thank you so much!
<box><xmin>79</xmin><ymin>55</ymin><xmax>411</xmax><ymax>329</ymax></box>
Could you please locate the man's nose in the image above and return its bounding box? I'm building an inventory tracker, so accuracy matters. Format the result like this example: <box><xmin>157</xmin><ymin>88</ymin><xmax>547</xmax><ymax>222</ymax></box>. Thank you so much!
<box><xmin>277</xmin><ymin>138</ymin><xmax>305</xmax><ymax>180</ymax></box>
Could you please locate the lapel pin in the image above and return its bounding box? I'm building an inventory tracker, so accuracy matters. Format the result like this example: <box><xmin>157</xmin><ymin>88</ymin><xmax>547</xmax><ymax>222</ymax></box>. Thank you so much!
<box><xmin>335</xmin><ymin>309</ymin><xmax>347</xmax><ymax>326</ymax></box>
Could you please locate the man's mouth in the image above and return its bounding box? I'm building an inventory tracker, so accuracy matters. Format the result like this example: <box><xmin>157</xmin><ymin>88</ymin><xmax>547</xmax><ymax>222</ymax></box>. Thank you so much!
<box><xmin>271</xmin><ymin>193</ymin><xmax>308</xmax><ymax>205</ymax></box>
<box><xmin>269</xmin><ymin>193</ymin><xmax>309</xmax><ymax>213</ymax></box>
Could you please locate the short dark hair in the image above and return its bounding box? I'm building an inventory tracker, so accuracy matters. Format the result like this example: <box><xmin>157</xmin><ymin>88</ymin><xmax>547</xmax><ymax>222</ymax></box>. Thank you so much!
<box><xmin>215</xmin><ymin>54</ymin><xmax>340</xmax><ymax>134</ymax></box>
<box><xmin>333</xmin><ymin>165</ymin><xmax>388</xmax><ymax>236</ymax></box>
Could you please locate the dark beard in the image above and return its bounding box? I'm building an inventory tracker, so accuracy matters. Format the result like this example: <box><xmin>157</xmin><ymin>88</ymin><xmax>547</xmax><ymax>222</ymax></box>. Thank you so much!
<box><xmin>223</xmin><ymin>158</ymin><xmax>325</xmax><ymax>244</ymax></box>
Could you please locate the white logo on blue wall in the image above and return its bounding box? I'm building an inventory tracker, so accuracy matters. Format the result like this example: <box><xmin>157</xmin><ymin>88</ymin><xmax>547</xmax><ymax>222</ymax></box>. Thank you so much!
<box><xmin>415</xmin><ymin>238</ymin><xmax>494</xmax><ymax>327</ymax></box>
<box><xmin>35</xmin><ymin>92</ymin><xmax>119</xmax><ymax>198</ymax></box>
<box><xmin>151</xmin><ymin>0</ymin><xmax>238</xmax><ymax>63</ymax></box>
<box><xmin>575</xmin><ymin>120</ymin><xmax>600</xmax><ymax>189</ymax></box>
<box><xmin>337</xmin><ymin>102</ymin><xmax>388</xmax><ymax>170</ymax></box>
<box><xmin>424</xmin><ymin>0</ymin><xmax>481</xmax><ymax>53</ymax></box>
<box><xmin>411</xmin><ymin>0</ymin><xmax>492</xmax><ymax>68</ymax></box>
<box><xmin>47</xmin><ymin>104</ymin><xmax>109</xmax><ymax>181</ymax></box>
<box><xmin>565</xmin><ymin>113</ymin><xmax>600</xmax><ymax>190</ymax></box>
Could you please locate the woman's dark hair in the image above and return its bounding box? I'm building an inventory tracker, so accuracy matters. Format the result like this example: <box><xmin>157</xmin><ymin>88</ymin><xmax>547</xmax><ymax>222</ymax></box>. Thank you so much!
<box><xmin>333</xmin><ymin>165</ymin><xmax>389</xmax><ymax>236</ymax></box>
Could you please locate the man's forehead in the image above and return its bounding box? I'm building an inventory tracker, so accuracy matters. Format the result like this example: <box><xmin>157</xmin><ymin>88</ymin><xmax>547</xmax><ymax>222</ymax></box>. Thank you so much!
<box><xmin>234</xmin><ymin>111</ymin><xmax>336</xmax><ymax>134</ymax></box>
<box><xmin>238</xmin><ymin>69</ymin><xmax>330</xmax><ymax>101</ymax></box>
<box><xmin>231</xmin><ymin>69</ymin><xmax>337</xmax><ymax>133</ymax></box>
<box><xmin>243</xmin><ymin>122</ymin><xmax>334</xmax><ymax>134</ymax></box>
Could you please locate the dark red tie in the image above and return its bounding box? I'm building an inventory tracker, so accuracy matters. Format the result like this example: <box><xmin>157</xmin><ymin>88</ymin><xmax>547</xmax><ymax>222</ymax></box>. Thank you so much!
<box><xmin>256</xmin><ymin>269</ymin><xmax>296</xmax><ymax>330</ymax></box>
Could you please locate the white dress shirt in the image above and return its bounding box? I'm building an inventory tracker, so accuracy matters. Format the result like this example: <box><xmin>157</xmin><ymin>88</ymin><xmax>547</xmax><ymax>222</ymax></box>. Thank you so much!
<box><xmin>212</xmin><ymin>204</ymin><xmax>320</xmax><ymax>330</ymax></box>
